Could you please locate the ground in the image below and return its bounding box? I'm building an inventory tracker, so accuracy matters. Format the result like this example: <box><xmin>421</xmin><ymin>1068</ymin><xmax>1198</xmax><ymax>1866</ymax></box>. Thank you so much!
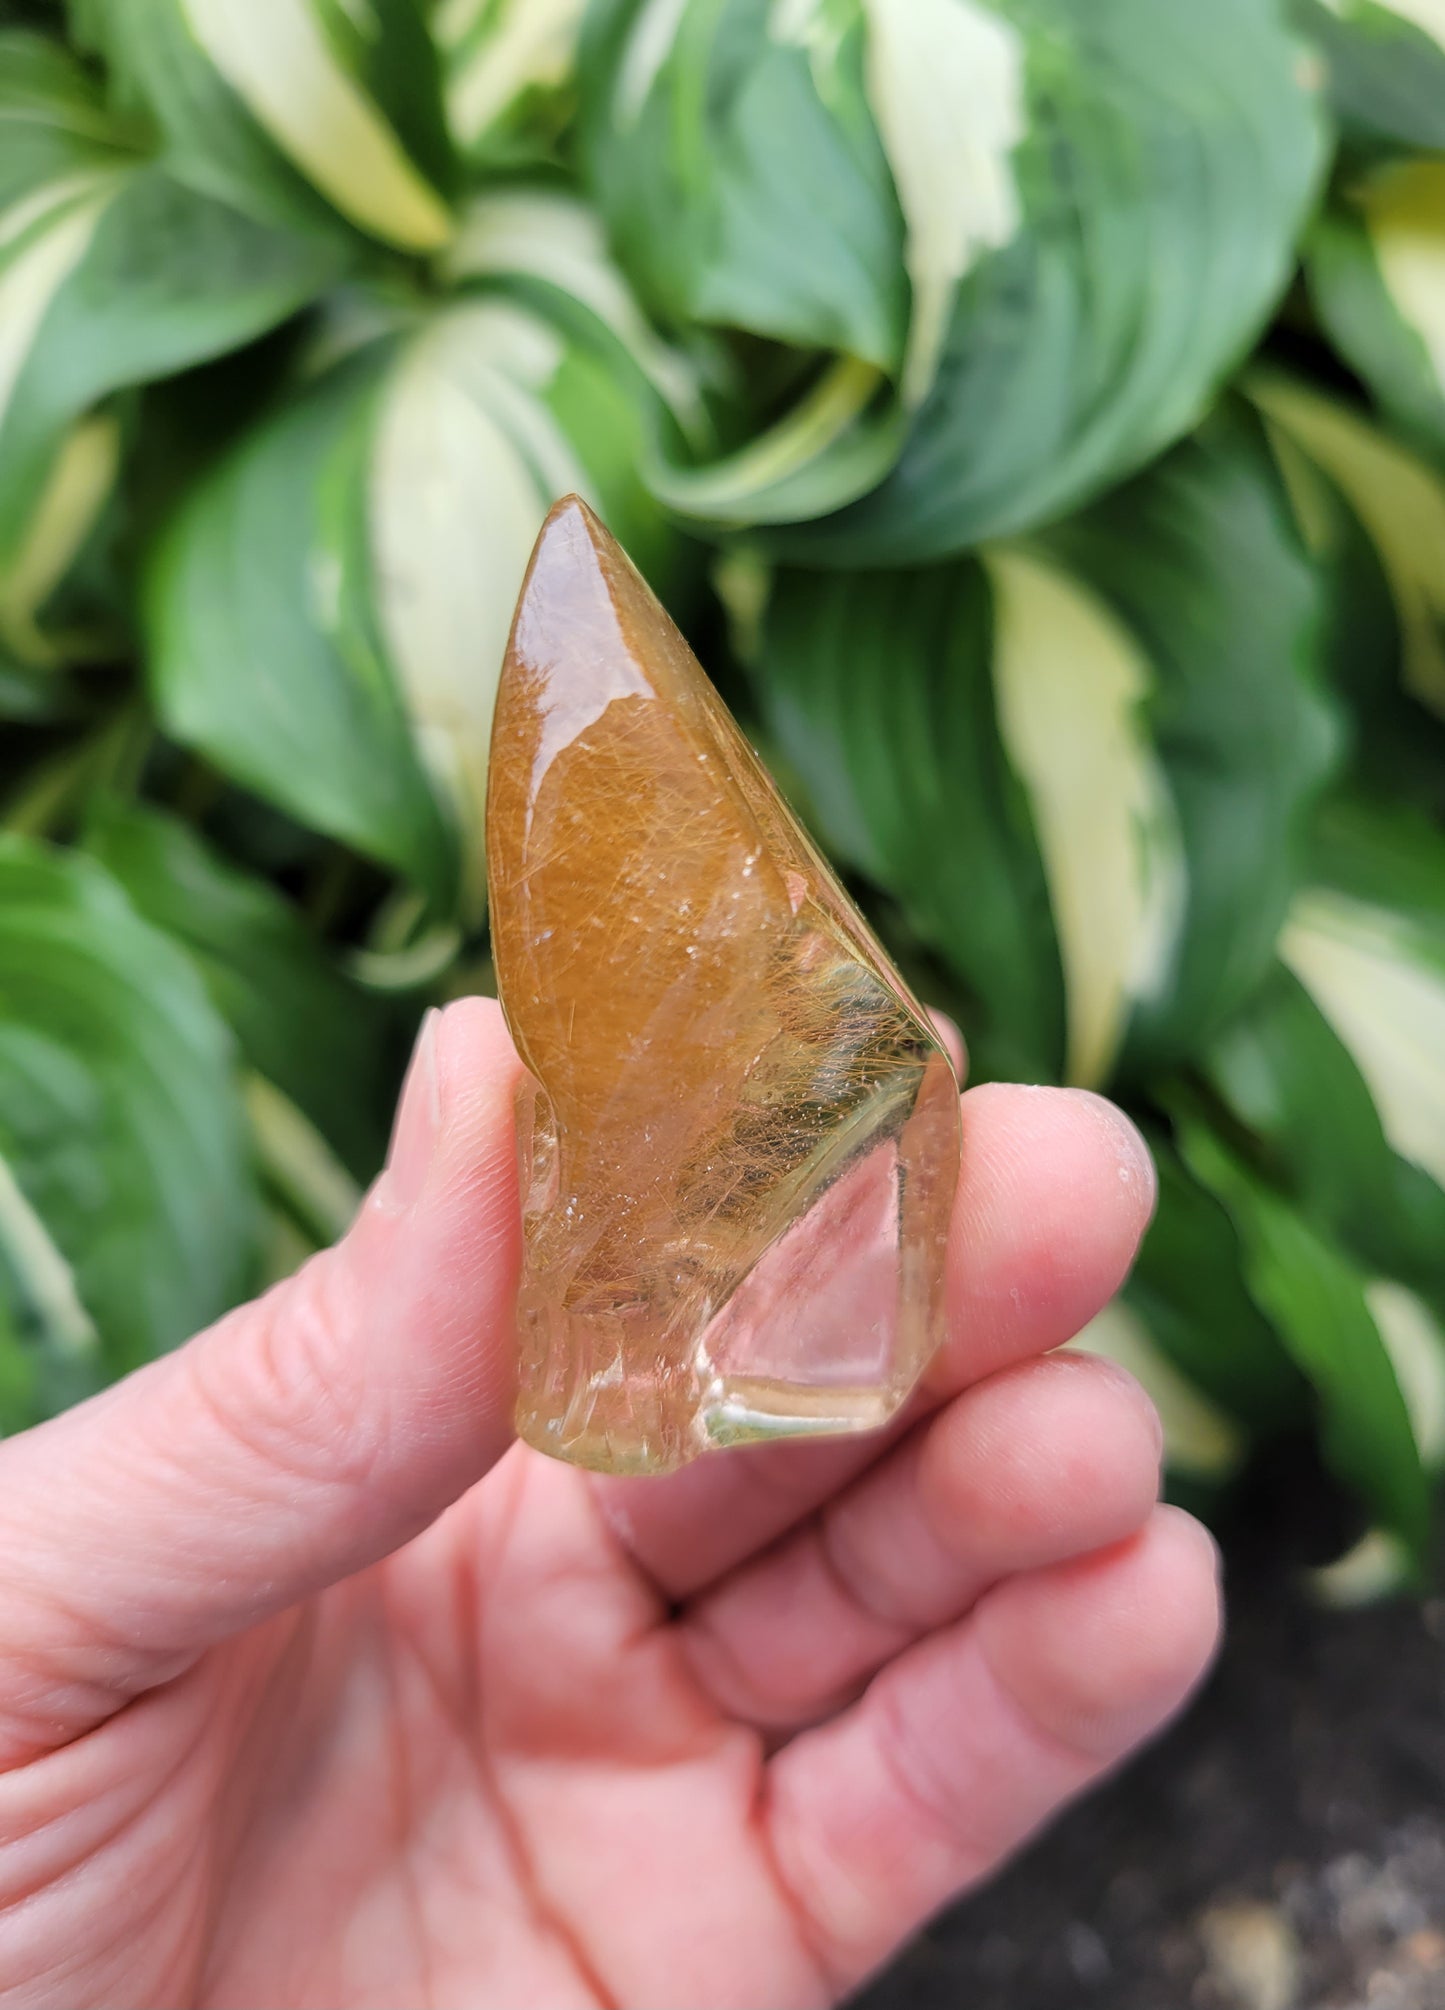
<box><xmin>865</xmin><ymin>1461</ymin><xmax>1445</xmax><ymax>2010</ymax></box>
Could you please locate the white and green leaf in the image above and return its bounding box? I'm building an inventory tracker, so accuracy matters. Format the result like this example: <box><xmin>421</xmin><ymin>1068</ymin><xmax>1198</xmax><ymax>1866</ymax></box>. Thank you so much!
<box><xmin>371</xmin><ymin>289</ymin><xmax>691</xmax><ymax>912</ymax></box>
<box><xmin>435</xmin><ymin>0</ymin><xmax>585</xmax><ymax>162</ymax></box>
<box><xmin>1280</xmin><ymin>796</ymin><xmax>1445</xmax><ymax>1206</ymax></box>
<box><xmin>1041</xmin><ymin>400</ymin><xmax>1340</xmax><ymax>1074</ymax></box>
<box><xmin>1070</xmin><ymin>1299</ymin><xmax>1246</xmax><ymax>1484</ymax></box>
<box><xmin>0</xmin><ymin>404</ymin><xmax>120</xmax><ymax>670</ymax></box>
<box><xmin>858</xmin><ymin>0</ymin><xmax>1025</xmax><ymax>403</ymax></box>
<box><xmin>443</xmin><ymin>184</ymin><xmax>709</xmax><ymax>452</ymax></box>
<box><xmin>735</xmin><ymin>548</ymin><xmax>1068</xmax><ymax>1085</ymax></box>
<box><xmin>369</xmin><ymin>298</ymin><xmax>590</xmax><ymax>913</ymax></box>
<box><xmin>0</xmin><ymin>837</ymin><xmax>256</xmax><ymax>1415</ymax></box>
<box><xmin>585</xmin><ymin>0</ymin><xmax>1325</xmax><ymax>555</ymax></box>
<box><xmin>1251</xmin><ymin>371</ymin><xmax>1445</xmax><ymax>732</ymax></box>
<box><xmin>1307</xmin><ymin>160</ymin><xmax>1445</xmax><ymax>462</ymax></box>
<box><xmin>1298</xmin><ymin>0</ymin><xmax>1445</xmax><ymax>152</ymax></box>
<box><xmin>741</xmin><ymin>407</ymin><xmax>1333</xmax><ymax>1087</ymax></box>
<box><xmin>78</xmin><ymin>0</ymin><xmax>455</xmax><ymax>250</ymax></box>
<box><xmin>579</xmin><ymin>0</ymin><xmax>910</xmax><ymax>372</ymax></box>
<box><xmin>986</xmin><ymin>546</ymin><xmax>1183</xmax><ymax>1089</ymax></box>
<box><xmin>149</xmin><ymin>282</ymin><xmax>689</xmax><ymax>915</ymax></box>
<box><xmin>780</xmin><ymin>0</ymin><xmax>1327</xmax><ymax>561</ymax></box>
<box><xmin>0</xmin><ymin>175</ymin><xmax>122</xmax><ymax>557</ymax></box>
<box><xmin>83</xmin><ymin>796</ymin><xmax>395</xmax><ymax>1181</ymax></box>
<box><xmin>146</xmin><ymin>340</ymin><xmax>459</xmax><ymax>903</ymax></box>
<box><xmin>1201</xmin><ymin>794</ymin><xmax>1445</xmax><ymax>1306</ymax></box>
<box><xmin>0</xmin><ymin>32</ymin><xmax>344</xmax><ymax>661</ymax></box>
<box><xmin>1178</xmin><ymin>1114</ymin><xmax>1432</xmax><ymax>1575</ymax></box>
<box><xmin>1283</xmin><ymin>889</ymin><xmax>1445</xmax><ymax>1192</ymax></box>
<box><xmin>1367</xmin><ymin>1278</ymin><xmax>1445</xmax><ymax>1471</ymax></box>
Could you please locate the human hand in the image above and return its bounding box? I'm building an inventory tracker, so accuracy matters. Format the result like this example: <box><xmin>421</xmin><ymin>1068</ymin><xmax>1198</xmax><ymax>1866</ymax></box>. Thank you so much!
<box><xmin>0</xmin><ymin>1001</ymin><xmax>1220</xmax><ymax>2009</ymax></box>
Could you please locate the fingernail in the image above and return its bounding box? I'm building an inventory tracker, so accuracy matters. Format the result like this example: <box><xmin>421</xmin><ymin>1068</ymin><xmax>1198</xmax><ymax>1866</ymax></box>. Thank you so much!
<box><xmin>379</xmin><ymin>1009</ymin><xmax>442</xmax><ymax>1213</ymax></box>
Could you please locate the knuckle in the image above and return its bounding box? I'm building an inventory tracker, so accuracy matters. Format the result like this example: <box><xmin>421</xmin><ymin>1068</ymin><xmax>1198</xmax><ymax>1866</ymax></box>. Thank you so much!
<box><xmin>816</xmin><ymin>1503</ymin><xmax>922</xmax><ymax>1635</ymax></box>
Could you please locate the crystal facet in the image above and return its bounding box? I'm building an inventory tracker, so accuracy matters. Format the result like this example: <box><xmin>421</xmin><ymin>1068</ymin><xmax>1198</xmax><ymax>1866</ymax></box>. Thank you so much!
<box><xmin>487</xmin><ymin>497</ymin><xmax>962</xmax><ymax>1475</ymax></box>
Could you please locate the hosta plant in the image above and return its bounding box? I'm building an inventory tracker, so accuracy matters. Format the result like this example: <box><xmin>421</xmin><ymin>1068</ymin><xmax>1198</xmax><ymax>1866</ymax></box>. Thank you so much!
<box><xmin>0</xmin><ymin>0</ymin><xmax>1442</xmax><ymax>1587</ymax></box>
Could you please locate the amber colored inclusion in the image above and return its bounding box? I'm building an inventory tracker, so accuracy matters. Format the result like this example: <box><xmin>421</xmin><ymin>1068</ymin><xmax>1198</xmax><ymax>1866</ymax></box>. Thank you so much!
<box><xmin>486</xmin><ymin>498</ymin><xmax>961</xmax><ymax>1475</ymax></box>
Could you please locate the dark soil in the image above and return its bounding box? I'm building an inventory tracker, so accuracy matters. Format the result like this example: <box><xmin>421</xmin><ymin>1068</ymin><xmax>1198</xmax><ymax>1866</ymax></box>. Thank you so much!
<box><xmin>864</xmin><ymin>1465</ymin><xmax>1445</xmax><ymax>2010</ymax></box>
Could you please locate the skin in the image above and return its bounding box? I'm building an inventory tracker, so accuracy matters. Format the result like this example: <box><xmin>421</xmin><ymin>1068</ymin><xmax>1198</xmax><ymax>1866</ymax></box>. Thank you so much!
<box><xmin>0</xmin><ymin>1000</ymin><xmax>1220</xmax><ymax>2009</ymax></box>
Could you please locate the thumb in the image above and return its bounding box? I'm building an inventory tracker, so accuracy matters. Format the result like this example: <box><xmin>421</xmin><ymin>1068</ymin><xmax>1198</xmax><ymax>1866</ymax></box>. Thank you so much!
<box><xmin>0</xmin><ymin>997</ymin><xmax>524</xmax><ymax>1765</ymax></box>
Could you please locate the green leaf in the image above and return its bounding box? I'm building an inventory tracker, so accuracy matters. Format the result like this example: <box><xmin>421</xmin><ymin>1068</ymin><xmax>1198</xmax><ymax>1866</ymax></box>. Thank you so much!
<box><xmin>146</xmin><ymin>342</ymin><xmax>458</xmax><ymax>904</ymax></box>
<box><xmin>1178</xmin><ymin>1114</ymin><xmax>1432</xmax><ymax>1573</ymax></box>
<box><xmin>0</xmin><ymin>1158</ymin><xmax>102</xmax><ymax>1430</ymax></box>
<box><xmin>245</xmin><ymin>1073</ymin><xmax>363</xmax><ymax>1250</ymax></box>
<box><xmin>1311</xmin><ymin>787</ymin><xmax>1445</xmax><ymax>926</ymax></box>
<box><xmin>742</xmin><ymin>409</ymin><xmax>1334</xmax><ymax>1086</ymax></box>
<box><xmin>580</xmin><ymin>0</ymin><xmax>910</xmax><ymax>375</ymax></box>
<box><xmin>1131</xmin><ymin>1130</ymin><xmax>1310</xmax><ymax>1432</ymax></box>
<box><xmin>1307</xmin><ymin>163</ymin><xmax>1445</xmax><ymax>462</ymax></box>
<box><xmin>0</xmin><ymin>836</ymin><xmax>256</xmax><ymax>1404</ymax></box>
<box><xmin>83</xmin><ymin>796</ymin><xmax>393</xmax><ymax>1180</ymax></box>
<box><xmin>0</xmin><ymin>26</ymin><xmax>142</xmax><ymax>205</ymax></box>
<box><xmin>0</xmin><ymin>657</ymin><xmax>68</xmax><ymax>720</ymax></box>
<box><xmin>648</xmin><ymin>353</ymin><xmax>907</xmax><ymax>529</ymax></box>
<box><xmin>82</xmin><ymin>0</ymin><xmax>455</xmax><ymax>251</ymax></box>
<box><xmin>1296</xmin><ymin>0</ymin><xmax>1445</xmax><ymax>153</ymax></box>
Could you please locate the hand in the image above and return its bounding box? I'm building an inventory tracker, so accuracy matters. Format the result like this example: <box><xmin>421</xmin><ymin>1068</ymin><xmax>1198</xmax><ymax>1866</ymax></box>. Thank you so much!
<box><xmin>0</xmin><ymin>1001</ymin><xmax>1219</xmax><ymax>2009</ymax></box>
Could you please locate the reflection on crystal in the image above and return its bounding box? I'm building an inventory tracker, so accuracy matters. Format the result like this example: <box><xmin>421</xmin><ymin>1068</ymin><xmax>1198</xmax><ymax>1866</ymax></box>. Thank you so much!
<box><xmin>487</xmin><ymin>496</ymin><xmax>962</xmax><ymax>1475</ymax></box>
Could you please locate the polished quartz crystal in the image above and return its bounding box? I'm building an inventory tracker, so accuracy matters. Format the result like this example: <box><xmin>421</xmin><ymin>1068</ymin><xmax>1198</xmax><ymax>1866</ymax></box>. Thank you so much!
<box><xmin>486</xmin><ymin>497</ymin><xmax>962</xmax><ymax>1475</ymax></box>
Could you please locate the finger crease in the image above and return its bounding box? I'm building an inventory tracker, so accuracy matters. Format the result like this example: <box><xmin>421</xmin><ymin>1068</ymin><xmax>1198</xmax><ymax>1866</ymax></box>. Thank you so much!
<box><xmin>973</xmin><ymin>1620</ymin><xmax>1118</xmax><ymax>1776</ymax></box>
<box><xmin>812</xmin><ymin>1517</ymin><xmax>917</xmax><ymax>1645</ymax></box>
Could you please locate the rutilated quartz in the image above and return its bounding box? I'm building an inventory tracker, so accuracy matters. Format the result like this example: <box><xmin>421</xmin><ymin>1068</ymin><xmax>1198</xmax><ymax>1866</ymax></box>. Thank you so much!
<box><xmin>486</xmin><ymin>497</ymin><xmax>961</xmax><ymax>1475</ymax></box>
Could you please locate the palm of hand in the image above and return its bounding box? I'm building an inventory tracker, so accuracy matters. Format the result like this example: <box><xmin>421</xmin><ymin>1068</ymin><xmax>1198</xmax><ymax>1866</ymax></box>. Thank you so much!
<box><xmin>65</xmin><ymin>1459</ymin><xmax>772</xmax><ymax>2008</ymax></box>
<box><xmin>0</xmin><ymin>1005</ymin><xmax>1218</xmax><ymax>2010</ymax></box>
<box><xmin>25</xmin><ymin>1441</ymin><xmax>1209</xmax><ymax>2009</ymax></box>
<box><xmin>112</xmin><ymin>1458</ymin><xmax>812</xmax><ymax>2009</ymax></box>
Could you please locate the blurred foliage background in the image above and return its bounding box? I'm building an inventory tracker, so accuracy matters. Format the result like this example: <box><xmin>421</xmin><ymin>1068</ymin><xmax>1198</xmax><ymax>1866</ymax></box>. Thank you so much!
<box><xmin>0</xmin><ymin>0</ymin><xmax>1443</xmax><ymax>1590</ymax></box>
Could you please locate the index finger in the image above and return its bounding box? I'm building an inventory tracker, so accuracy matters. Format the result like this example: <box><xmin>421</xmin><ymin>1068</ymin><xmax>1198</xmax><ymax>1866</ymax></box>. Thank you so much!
<box><xmin>592</xmin><ymin>1082</ymin><xmax>1157</xmax><ymax>1598</ymax></box>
